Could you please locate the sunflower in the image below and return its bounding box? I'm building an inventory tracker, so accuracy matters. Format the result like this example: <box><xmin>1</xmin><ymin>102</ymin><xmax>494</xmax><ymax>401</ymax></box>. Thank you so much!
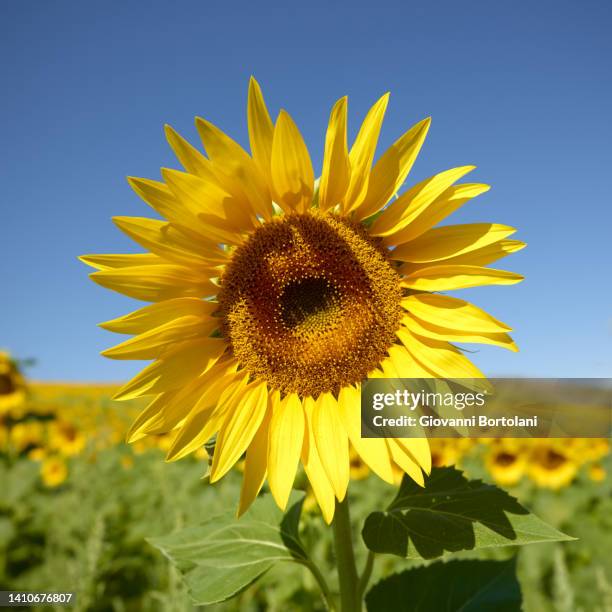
<box><xmin>82</xmin><ymin>78</ymin><xmax>524</xmax><ymax>522</ymax></box>
<box><xmin>40</xmin><ymin>455</ymin><xmax>68</xmax><ymax>488</ymax></box>
<box><xmin>528</xmin><ymin>442</ymin><xmax>578</xmax><ymax>490</ymax></box>
<box><xmin>588</xmin><ymin>463</ymin><xmax>606</xmax><ymax>482</ymax></box>
<box><xmin>485</xmin><ymin>440</ymin><xmax>528</xmax><ymax>486</ymax></box>
<box><xmin>576</xmin><ymin>438</ymin><xmax>610</xmax><ymax>462</ymax></box>
<box><xmin>430</xmin><ymin>438</ymin><xmax>475</xmax><ymax>468</ymax></box>
<box><xmin>0</xmin><ymin>351</ymin><xmax>26</xmax><ymax>414</ymax></box>
<box><xmin>10</xmin><ymin>420</ymin><xmax>44</xmax><ymax>453</ymax></box>
<box><xmin>47</xmin><ymin>420</ymin><xmax>86</xmax><ymax>457</ymax></box>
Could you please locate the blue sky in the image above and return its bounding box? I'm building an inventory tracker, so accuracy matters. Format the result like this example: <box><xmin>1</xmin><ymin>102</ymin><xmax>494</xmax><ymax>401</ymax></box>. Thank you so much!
<box><xmin>1</xmin><ymin>1</ymin><xmax>610</xmax><ymax>381</ymax></box>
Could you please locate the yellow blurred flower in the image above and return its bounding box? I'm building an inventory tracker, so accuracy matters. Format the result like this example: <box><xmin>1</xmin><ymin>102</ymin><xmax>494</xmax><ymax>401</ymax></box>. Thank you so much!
<box><xmin>579</xmin><ymin>438</ymin><xmax>610</xmax><ymax>462</ymax></box>
<box><xmin>349</xmin><ymin>448</ymin><xmax>370</xmax><ymax>481</ymax></box>
<box><xmin>156</xmin><ymin>433</ymin><xmax>174</xmax><ymax>453</ymax></box>
<box><xmin>430</xmin><ymin>439</ymin><xmax>464</xmax><ymax>467</ymax></box>
<box><xmin>485</xmin><ymin>440</ymin><xmax>527</xmax><ymax>486</ymax></box>
<box><xmin>0</xmin><ymin>351</ymin><xmax>26</xmax><ymax>414</ymax></box>
<box><xmin>131</xmin><ymin>440</ymin><xmax>149</xmax><ymax>455</ymax></box>
<box><xmin>28</xmin><ymin>447</ymin><xmax>47</xmax><ymax>461</ymax></box>
<box><xmin>48</xmin><ymin>420</ymin><xmax>86</xmax><ymax>456</ymax></box>
<box><xmin>10</xmin><ymin>421</ymin><xmax>44</xmax><ymax>452</ymax></box>
<box><xmin>302</xmin><ymin>488</ymin><xmax>319</xmax><ymax>515</ymax></box>
<box><xmin>588</xmin><ymin>463</ymin><xmax>606</xmax><ymax>482</ymax></box>
<box><xmin>528</xmin><ymin>442</ymin><xmax>578</xmax><ymax>490</ymax></box>
<box><xmin>40</xmin><ymin>456</ymin><xmax>68</xmax><ymax>487</ymax></box>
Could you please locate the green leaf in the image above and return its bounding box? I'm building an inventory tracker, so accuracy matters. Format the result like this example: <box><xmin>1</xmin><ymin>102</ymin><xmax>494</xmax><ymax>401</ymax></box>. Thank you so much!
<box><xmin>362</xmin><ymin>466</ymin><xmax>574</xmax><ymax>559</ymax></box>
<box><xmin>366</xmin><ymin>558</ymin><xmax>522</xmax><ymax>612</ymax></box>
<box><xmin>148</xmin><ymin>493</ymin><xmax>307</xmax><ymax>605</ymax></box>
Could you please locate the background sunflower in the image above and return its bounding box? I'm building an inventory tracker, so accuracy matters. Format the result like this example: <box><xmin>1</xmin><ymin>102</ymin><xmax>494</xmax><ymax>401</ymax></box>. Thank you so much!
<box><xmin>0</xmin><ymin>351</ymin><xmax>27</xmax><ymax>414</ymax></box>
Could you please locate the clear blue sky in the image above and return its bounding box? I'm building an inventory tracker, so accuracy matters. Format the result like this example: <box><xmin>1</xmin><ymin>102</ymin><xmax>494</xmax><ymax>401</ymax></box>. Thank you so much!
<box><xmin>1</xmin><ymin>1</ymin><xmax>610</xmax><ymax>381</ymax></box>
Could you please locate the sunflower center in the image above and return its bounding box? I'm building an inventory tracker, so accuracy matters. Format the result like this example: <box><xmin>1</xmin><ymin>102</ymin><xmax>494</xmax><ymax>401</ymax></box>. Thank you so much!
<box><xmin>495</xmin><ymin>452</ymin><xmax>518</xmax><ymax>467</ymax></box>
<box><xmin>0</xmin><ymin>373</ymin><xmax>16</xmax><ymax>395</ymax></box>
<box><xmin>279</xmin><ymin>277</ymin><xmax>342</xmax><ymax>330</ymax></box>
<box><xmin>219</xmin><ymin>211</ymin><xmax>402</xmax><ymax>397</ymax></box>
<box><xmin>542</xmin><ymin>449</ymin><xmax>567</xmax><ymax>470</ymax></box>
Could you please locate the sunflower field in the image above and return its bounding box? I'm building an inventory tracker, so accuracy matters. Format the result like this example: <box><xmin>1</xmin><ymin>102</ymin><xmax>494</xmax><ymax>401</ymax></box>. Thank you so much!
<box><xmin>1</xmin><ymin>354</ymin><xmax>610</xmax><ymax>612</ymax></box>
<box><xmin>4</xmin><ymin>0</ymin><xmax>612</xmax><ymax>609</ymax></box>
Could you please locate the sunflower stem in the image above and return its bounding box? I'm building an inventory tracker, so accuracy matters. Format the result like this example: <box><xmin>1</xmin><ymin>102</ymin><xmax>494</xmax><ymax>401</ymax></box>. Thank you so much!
<box><xmin>356</xmin><ymin>550</ymin><xmax>375</xmax><ymax>602</ymax></box>
<box><xmin>332</xmin><ymin>496</ymin><xmax>360</xmax><ymax>612</ymax></box>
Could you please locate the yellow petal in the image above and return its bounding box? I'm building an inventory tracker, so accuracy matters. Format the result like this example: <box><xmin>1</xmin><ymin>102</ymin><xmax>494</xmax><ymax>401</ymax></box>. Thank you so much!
<box><xmin>128</xmin><ymin>175</ymin><xmax>234</xmax><ymax>244</ymax></box>
<box><xmin>401</xmin><ymin>293</ymin><xmax>512</xmax><ymax>334</ymax></box>
<box><xmin>164</xmin><ymin>405</ymin><xmax>218</xmax><ymax>461</ymax></box>
<box><xmin>165</xmin><ymin>409</ymin><xmax>214</xmax><ymax>460</ymax></box>
<box><xmin>79</xmin><ymin>253</ymin><xmax>162</xmax><ymax>270</ymax></box>
<box><xmin>238</xmin><ymin>405</ymin><xmax>273</xmax><ymax>517</ymax></box>
<box><xmin>210</xmin><ymin>380</ymin><xmax>269</xmax><ymax>482</ymax></box>
<box><xmin>353</xmin><ymin>117</ymin><xmax>431</xmax><ymax>221</ymax></box>
<box><xmin>371</xmin><ymin>166</ymin><xmax>476</xmax><ymax>237</ymax></box>
<box><xmin>401</xmin><ymin>315</ymin><xmax>518</xmax><ymax>352</ymax></box>
<box><xmin>165</xmin><ymin>125</ymin><xmax>213</xmax><ymax>178</ymax></box>
<box><xmin>337</xmin><ymin>385</ymin><xmax>395</xmax><ymax>484</ymax></box>
<box><xmin>319</xmin><ymin>97</ymin><xmax>350</xmax><ymax>213</ymax></box>
<box><xmin>397</xmin><ymin>327</ymin><xmax>487</xmax><ymax>380</ymax></box>
<box><xmin>132</xmin><ymin>392</ymin><xmax>192</xmax><ymax>440</ymax></box>
<box><xmin>387</xmin><ymin>439</ymin><xmax>425</xmax><ymax>486</ymax></box>
<box><xmin>392</xmin><ymin>224</ymin><xmax>516</xmax><ymax>263</ymax></box>
<box><xmin>127</xmin><ymin>177</ymin><xmax>195</xmax><ymax>229</ymax></box>
<box><xmin>386</xmin><ymin>344</ymin><xmax>433</xmax><ymax>377</ymax></box>
<box><xmin>270</xmin><ymin>110</ymin><xmax>314</xmax><ymax>213</ymax></box>
<box><xmin>313</xmin><ymin>392</ymin><xmax>350</xmax><ymax>501</ymax></box>
<box><xmin>343</xmin><ymin>93</ymin><xmax>390</xmax><ymax>213</ymax></box>
<box><xmin>248</xmin><ymin>76</ymin><xmax>274</xmax><ymax>182</ymax></box>
<box><xmin>113</xmin><ymin>338</ymin><xmax>226</xmax><ymax>400</ymax></box>
<box><xmin>301</xmin><ymin>397</ymin><xmax>336</xmax><ymax>524</ymax></box>
<box><xmin>138</xmin><ymin>363</ymin><xmax>236</xmax><ymax>439</ymax></box>
<box><xmin>164</xmin><ymin>370</ymin><xmax>248</xmax><ymax>460</ymax></box>
<box><xmin>393</xmin><ymin>435</ymin><xmax>431</xmax><ymax>475</ymax></box>
<box><xmin>382</xmin><ymin>183</ymin><xmax>490</xmax><ymax>246</ymax></box>
<box><xmin>126</xmin><ymin>392</ymin><xmax>175</xmax><ymax>442</ymax></box>
<box><xmin>161</xmin><ymin>168</ymin><xmax>252</xmax><ymax>241</ymax></box>
<box><xmin>379</xmin><ymin>355</ymin><xmax>401</xmax><ymax>378</ymax></box>
<box><xmin>268</xmin><ymin>392</ymin><xmax>305</xmax><ymax>510</ymax></box>
<box><xmin>100</xmin><ymin>297</ymin><xmax>219</xmax><ymax>334</ymax></box>
<box><xmin>401</xmin><ymin>265</ymin><xmax>524</xmax><ymax>291</ymax></box>
<box><xmin>90</xmin><ymin>264</ymin><xmax>217</xmax><ymax>302</ymax></box>
<box><xmin>420</xmin><ymin>239</ymin><xmax>526</xmax><ymax>267</ymax></box>
<box><xmin>366</xmin><ymin>362</ymin><xmax>386</xmax><ymax>378</ymax></box>
<box><xmin>195</xmin><ymin>117</ymin><xmax>272</xmax><ymax>221</ymax></box>
<box><xmin>102</xmin><ymin>320</ymin><xmax>222</xmax><ymax>360</ymax></box>
<box><xmin>113</xmin><ymin>216</ymin><xmax>227</xmax><ymax>268</ymax></box>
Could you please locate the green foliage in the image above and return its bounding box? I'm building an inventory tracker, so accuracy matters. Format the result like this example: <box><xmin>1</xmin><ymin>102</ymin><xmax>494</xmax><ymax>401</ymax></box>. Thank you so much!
<box><xmin>362</xmin><ymin>467</ymin><xmax>573</xmax><ymax>559</ymax></box>
<box><xmin>365</xmin><ymin>558</ymin><xmax>522</xmax><ymax>612</ymax></box>
<box><xmin>0</xmin><ymin>449</ymin><xmax>234</xmax><ymax>611</ymax></box>
<box><xmin>148</xmin><ymin>466</ymin><xmax>574</xmax><ymax>609</ymax></box>
<box><xmin>1</xmin><ymin>444</ymin><xmax>610</xmax><ymax>611</ymax></box>
<box><xmin>148</xmin><ymin>495</ymin><xmax>308</xmax><ymax>605</ymax></box>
